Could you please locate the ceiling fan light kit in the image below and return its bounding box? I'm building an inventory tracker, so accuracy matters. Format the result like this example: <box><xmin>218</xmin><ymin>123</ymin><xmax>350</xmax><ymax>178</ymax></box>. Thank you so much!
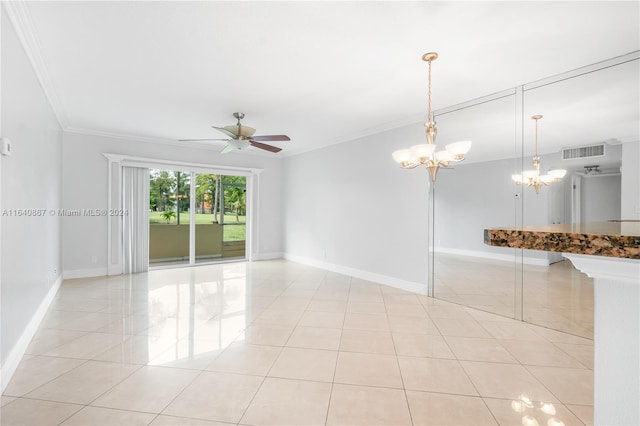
<box><xmin>180</xmin><ymin>112</ymin><xmax>290</xmax><ymax>154</ymax></box>
<box><xmin>392</xmin><ymin>52</ymin><xmax>472</xmax><ymax>182</ymax></box>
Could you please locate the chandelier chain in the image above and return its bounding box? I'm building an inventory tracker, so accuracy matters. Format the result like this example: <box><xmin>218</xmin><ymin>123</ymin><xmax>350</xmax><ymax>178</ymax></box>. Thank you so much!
<box><xmin>535</xmin><ymin>117</ymin><xmax>539</xmax><ymax>156</ymax></box>
<box><xmin>427</xmin><ymin>59</ymin><xmax>433</xmax><ymax>122</ymax></box>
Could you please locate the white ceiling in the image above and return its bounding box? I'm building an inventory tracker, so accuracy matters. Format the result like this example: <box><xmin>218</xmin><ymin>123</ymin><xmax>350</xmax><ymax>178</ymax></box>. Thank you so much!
<box><xmin>7</xmin><ymin>1</ymin><xmax>640</xmax><ymax>158</ymax></box>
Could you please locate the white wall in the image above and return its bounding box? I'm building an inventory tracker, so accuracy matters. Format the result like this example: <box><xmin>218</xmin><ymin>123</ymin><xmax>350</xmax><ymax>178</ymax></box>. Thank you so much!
<box><xmin>581</xmin><ymin>174</ymin><xmax>621</xmax><ymax>222</ymax></box>
<box><xmin>283</xmin><ymin>123</ymin><xmax>430</xmax><ymax>291</ymax></box>
<box><xmin>621</xmin><ymin>140</ymin><xmax>640</xmax><ymax>219</ymax></box>
<box><xmin>62</xmin><ymin>132</ymin><xmax>284</xmax><ymax>277</ymax></box>
<box><xmin>1</xmin><ymin>11</ymin><xmax>63</xmax><ymax>383</ymax></box>
<box><xmin>0</xmin><ymin>3</ymin><xmax>3</xmax><ymax>391</ymax></box>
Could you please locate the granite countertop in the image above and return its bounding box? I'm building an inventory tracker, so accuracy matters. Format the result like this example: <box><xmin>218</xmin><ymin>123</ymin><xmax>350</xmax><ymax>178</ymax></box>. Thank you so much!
<box><xmin>484</xmin><ymin>221</ymin><xmax>640</xmax><ymax>259</ymax></box>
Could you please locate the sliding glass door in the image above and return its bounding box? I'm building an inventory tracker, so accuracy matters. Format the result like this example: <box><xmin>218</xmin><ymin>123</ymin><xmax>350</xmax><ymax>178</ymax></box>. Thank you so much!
<box><xmin>149</xmin><ymin>170</ymin><xmax>246</xmax><ymax>267</ymax></box>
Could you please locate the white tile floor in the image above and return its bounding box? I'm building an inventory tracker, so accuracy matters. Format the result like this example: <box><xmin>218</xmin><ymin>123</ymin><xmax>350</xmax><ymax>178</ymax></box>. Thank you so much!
<box><xmin>1</xmin><ymin>260</ymin><xmax>594</xmax><ymax>425</ymax></box>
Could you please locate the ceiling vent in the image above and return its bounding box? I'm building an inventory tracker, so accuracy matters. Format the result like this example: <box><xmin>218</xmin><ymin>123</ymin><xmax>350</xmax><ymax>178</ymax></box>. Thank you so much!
<box><xmin>562</xmin><ymin>144</ymin><xmax>605</xmax><ymax>160</ymax></box>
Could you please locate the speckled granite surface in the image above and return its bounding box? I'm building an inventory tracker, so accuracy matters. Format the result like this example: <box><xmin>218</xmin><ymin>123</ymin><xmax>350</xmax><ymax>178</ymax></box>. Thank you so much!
<box><xmin>484</xmin><ymin>221</ymin><xmax>640</xmax><ymax>259</ymax></box>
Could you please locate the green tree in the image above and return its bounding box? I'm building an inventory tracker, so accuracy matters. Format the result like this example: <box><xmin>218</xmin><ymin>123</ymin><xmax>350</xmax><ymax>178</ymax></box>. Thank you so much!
<box><xmin>213</xmin><ymin>176</ymin><xmax>221</xmax><ymax>222</ymax></box>
<box><xmin>195</xmin><ymin>173</ymin><xmax>219</xmax><ymax>221</ymax></box>
<box><xmin>171</xmin><ymin>171</ymin><xmax>190</xmax><ymax>224</ymax></box>
<box><xmin>149</xmin><ymin>170</ymin><xmax>175</xmax><ymax>212</ymax></box>
<box><xmin>222</xmin><ymin>176</ymin><xmax>246</xmax><ymax>222</ymax></box>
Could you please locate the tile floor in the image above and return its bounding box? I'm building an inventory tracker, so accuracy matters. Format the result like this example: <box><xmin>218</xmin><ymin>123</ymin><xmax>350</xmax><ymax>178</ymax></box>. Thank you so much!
<box><xmin>1</xmin><ymin>260</ymin><xmax>594</xmax><ymax>425</ymax></box>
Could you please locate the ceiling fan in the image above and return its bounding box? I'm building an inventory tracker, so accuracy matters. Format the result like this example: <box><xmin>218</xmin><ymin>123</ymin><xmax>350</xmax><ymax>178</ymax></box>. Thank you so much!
<box><xmin>180</xmin><ymin>112</ymin><xmax>290</xmax><ymax>154</ymax></box>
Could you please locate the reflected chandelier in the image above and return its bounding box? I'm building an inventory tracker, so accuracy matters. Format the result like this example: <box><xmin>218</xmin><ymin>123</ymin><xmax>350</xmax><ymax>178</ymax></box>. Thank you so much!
<box><xmin>512</xmin><ymin>115</ymin><xmax>566</xmax><ymax>194</ymax></box>
<box><xmin>392</xmin><ymin>52</ymin><xmax>472</xmax><ymax>181</ymax></box>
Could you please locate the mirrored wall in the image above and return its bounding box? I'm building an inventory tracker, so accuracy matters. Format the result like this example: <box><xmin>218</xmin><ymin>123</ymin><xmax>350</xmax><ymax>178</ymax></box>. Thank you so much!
<box><xmin>431</xmin><ymin>52</ymin><xmax>639</xmax><ymax>338</ymax></box>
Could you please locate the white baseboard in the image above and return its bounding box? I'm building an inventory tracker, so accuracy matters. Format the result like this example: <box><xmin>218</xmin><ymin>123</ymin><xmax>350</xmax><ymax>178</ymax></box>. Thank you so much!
<box><xmin>435</xmin><ymin>247</ymin><xmax>551</xmax><ymax>266</ymax></box>
<box><xmin>63</xmin><ymin>267</ymin><xmax>108</xmax><ymax>279</ymax></box>
<box><xmin>66</xmin><ymin>255</ymin><xmax>286</xmax><ymax>277</ymax></box>
<box><xmin>1</xmin><ymin>274</ymin><xmax>63</xmax><ymax>392</ymax></box>
<box><xmin>252</xmin><ymin>251</ymin><xmax>284</xmax><ymax>261</ymax></box>
<box><xmin>283</xmin><ymin>253</ymin><xmax>427</xmax><ymax>295</ymax></box>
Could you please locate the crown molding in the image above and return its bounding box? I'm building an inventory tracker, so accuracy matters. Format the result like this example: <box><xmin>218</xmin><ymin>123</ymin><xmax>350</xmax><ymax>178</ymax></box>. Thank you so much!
<box><xmin>281</xmin><ymin>112</ymin><xmax>425</xmax><ymax>159</ymax></box>
<box><xmin>65</xmin><ymin>126</ymin><xmax>183</xmax><ymax>146</ymax></box>
<box><xmin>328</xmin><ymin>113</ymin><xmax>425</xmax><ymax>147</ymax></box>
<box><xmin>3</xmin><ymin>1</ymin><xmax>69</xmax><ymax>128</ymax></box>
<box><xmin>64</xmin><ymin>127</ymin><xmax>283</xmax><ymax>159</ymax></box>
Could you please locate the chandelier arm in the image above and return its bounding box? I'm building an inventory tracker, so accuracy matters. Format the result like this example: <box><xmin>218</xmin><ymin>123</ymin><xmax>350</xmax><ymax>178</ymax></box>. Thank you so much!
<box><xmin>400</xmin><ymin>163</ymin><xmax>422</xmax><ymax>170</ymax></box>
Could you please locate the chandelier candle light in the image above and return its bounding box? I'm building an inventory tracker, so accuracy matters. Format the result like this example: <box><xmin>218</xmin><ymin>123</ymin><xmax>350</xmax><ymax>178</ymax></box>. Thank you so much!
<box><xmin>392</xmin><ymin>52</ymin><xmax>472</xmax><ymax>181</ymax></box>
<box><xmin>512</xmin><ymin>115</ymin><xmax>566</xmax><ymax>194</ymax></box>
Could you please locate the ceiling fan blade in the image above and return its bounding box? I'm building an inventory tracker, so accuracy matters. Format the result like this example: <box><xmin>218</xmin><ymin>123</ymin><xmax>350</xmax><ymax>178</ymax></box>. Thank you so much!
<box><xmin>220</xmin><ymin>144</ymin><xmax>235</xmax><ymax>154</ymax></box>
<box><xmin>250</xmin><ymin>135</ymin><xmax>291</xmax><ymax>142</ymax></box>
<box><xmin>212</xmin><ymin>126</ymin><xmax>238</xmax><ymax>138</ymax></box>
<box><xmin>179</xmin><ymin>138</ymin><xmax>230</xmax><ymax>142</ymax></box>
<box><xmin>250</xmin><ymin>141</ymin><xmax>282</xmax><ymax>153</ymax></box>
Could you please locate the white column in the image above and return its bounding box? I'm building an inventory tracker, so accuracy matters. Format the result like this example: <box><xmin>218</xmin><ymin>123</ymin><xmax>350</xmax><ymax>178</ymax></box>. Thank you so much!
<box><xmin>564</xmin><ymin>254</ymin><xmax>640</xmax><ymax>426</ymax></box>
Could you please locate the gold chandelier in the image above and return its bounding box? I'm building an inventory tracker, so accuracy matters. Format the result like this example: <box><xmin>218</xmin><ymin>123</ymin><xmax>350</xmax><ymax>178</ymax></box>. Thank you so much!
<box><xmin>392</xmin><ymin>52</ymin><xmax>472</xmax><ymax>181</ymax></box>
<box><xmin>512</xmin><ymin>115</ymin><xmax>566</xmax><ymax>194</ymax></box>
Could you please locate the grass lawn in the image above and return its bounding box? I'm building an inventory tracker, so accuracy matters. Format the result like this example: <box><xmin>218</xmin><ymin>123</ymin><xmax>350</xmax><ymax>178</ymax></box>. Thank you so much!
<box><xmin>150</xmin><ymin>211</ymin><xmax>246</xmax><ymax>241</ymax></box>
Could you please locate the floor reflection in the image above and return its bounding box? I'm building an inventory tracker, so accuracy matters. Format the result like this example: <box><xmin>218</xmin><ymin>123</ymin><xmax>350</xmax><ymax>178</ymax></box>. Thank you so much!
<box><xmin>512</xmin><ymin>395</ymin><xmax>565</xmax><ymax>426</ymax></box>
<box><xmin>1</xmin><ymin>260</ymin><xmax>594</xmax><ymax>425</ymax></box>
<box><xmin>435</xmin><ymin>254</ymin><xmax>593</xmax><ymax>338</ymax></box>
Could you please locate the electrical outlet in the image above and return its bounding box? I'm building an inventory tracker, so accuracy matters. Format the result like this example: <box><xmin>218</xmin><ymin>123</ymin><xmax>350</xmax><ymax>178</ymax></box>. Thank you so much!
<box><xmin>53</xmin><ymin>268</ymin><xmax>57</xmax><ymax>275</ymax></box>
<box><xmin>91</xmin><ymin>255</ymin><xmax>98</xmax><ymax>264</ymax></box>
